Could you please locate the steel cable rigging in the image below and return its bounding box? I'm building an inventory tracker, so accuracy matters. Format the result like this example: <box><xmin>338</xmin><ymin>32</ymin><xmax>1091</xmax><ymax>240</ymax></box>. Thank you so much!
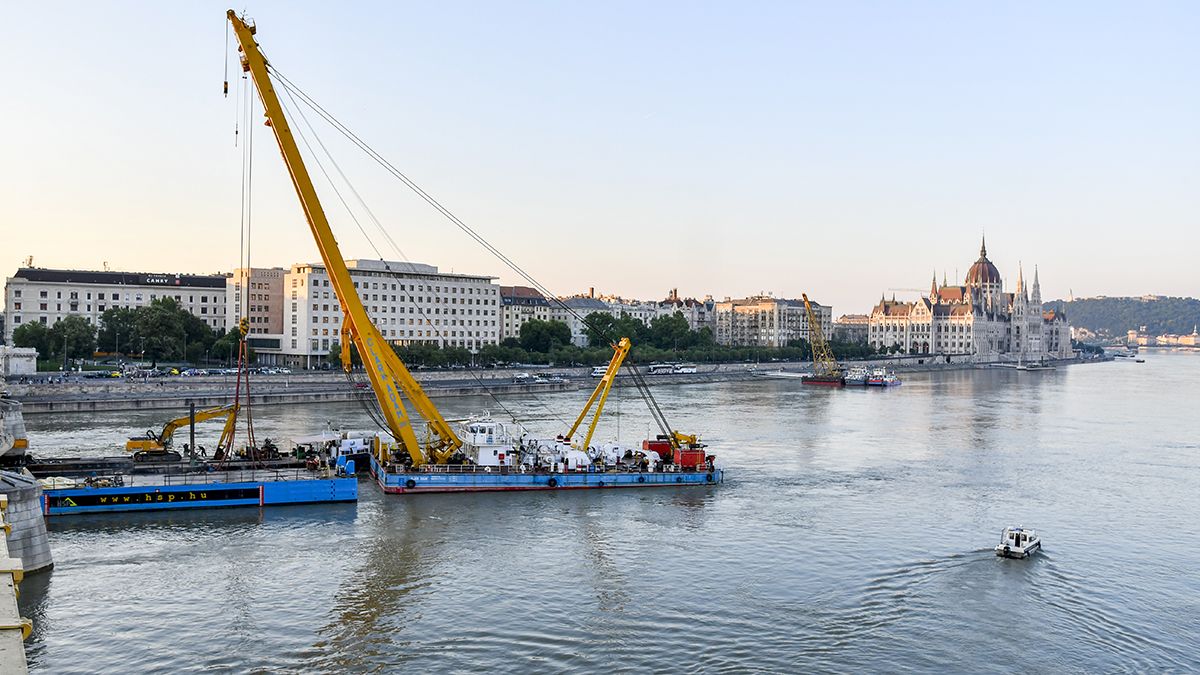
<box><xmin>263</xmin><ymin>62</ymin><xmax>678</xmax><ymax>443</ymax></box>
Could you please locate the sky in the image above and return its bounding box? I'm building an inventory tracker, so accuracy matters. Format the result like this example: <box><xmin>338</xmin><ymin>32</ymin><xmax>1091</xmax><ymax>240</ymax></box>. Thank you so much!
<box><xmin>1</xmin><ymin>1</ymin><xmax>1197</xmax><ymax>314</ymax></box>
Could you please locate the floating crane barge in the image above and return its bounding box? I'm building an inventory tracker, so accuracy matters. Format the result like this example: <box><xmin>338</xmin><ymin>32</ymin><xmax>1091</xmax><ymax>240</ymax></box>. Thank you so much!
<box><xmin>228</xmin><ymin>12</ymin><xmax>723</xmax><ymax>494</ymax></box>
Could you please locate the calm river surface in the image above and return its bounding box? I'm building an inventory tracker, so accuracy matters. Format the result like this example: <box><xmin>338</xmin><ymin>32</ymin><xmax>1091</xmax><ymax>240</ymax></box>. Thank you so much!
<box><xmin>17</xmin><ymin>352</ymin><xmax>1200</xmax><ymax>673</ymax></box>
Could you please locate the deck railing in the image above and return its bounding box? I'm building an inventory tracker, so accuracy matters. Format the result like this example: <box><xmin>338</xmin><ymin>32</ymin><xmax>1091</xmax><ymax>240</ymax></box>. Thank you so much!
<box><xmin>42</xmin><ymin>466</ymin><xmax>337</xmax><ymax>490</ymax></box>
<box><xmin>384</xmin><ymin>463</ymin><xmax>713</xmax><ymax>476</ymax></box>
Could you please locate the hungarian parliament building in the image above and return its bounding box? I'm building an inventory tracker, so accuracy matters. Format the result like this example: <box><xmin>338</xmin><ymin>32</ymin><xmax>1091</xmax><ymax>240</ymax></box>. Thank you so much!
<box><xmin>868</xmin><ymin>238</ymin><xmax>1072</xmax><ymax>362</ymax></box>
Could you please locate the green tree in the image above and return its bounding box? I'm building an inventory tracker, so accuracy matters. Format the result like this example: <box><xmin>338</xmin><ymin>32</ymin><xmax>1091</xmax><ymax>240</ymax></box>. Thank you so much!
<box><xmin>12</xmin><ymin>321</ymin><xmax>52</xmax><ymax>358</ymax></box>
<box><xmin>613</xmin><ymin>314</ymin><xmax>651</xmax><ymax>345</ymax></box>
<box><xmin>519</xmin><ymin>319</ymin><xmax>571</xmax><ymax>353</ymax></box>
<box><xmin>583</xmin><ymin>312</ymin><xmax>617</xmax><ymax>347</ymax></box>
<box><xmin>396</xmin><ymin>342</ymin><xmax>447</xmax><ymax>367</ymax></box>
<box><xmin>649</xmin><ymin>312</ymin><xmax>692</xmax><ymax>351</ymax></box>
<box><xmin>49</xmin><ymin>315</ymin><xmax>97</xmax><ymax>360</ymax></box>
<box><xmin>97</xmin><ymin>307</ymin><xmax>139</xmax><ymax>354</ymax></box>
<box><xmin>134</xmin><ymin>298</ymin><xmax>187</xmax><ymax>360</ymax></box>
<box><xmin>185</xmin><ymin>342</ymin><xmax>208</xmax><ymax>364</ymax></box>
<box><xmin>477</xmin><ymin>344</ymin><xmax>507</xmax><ymax>365</ymax></box>
<box><xmin>211</xmin><ymin>328</ymin><xmax>243</xmax><ymax>365</ymax></box>
<box><xmin>180</xmin><ymin>311</ymin><xmax>218</xmax><ymax>358</ymax></box>
<box><xmin>442</xmin><ymin>346</ymin><xmax>472</xmax><ymax>366</ymax></box>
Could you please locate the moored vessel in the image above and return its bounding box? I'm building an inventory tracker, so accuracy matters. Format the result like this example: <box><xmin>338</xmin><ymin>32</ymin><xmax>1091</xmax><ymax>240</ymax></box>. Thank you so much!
<box><xmin>373</xmin><ymin>419</ymin><xmax>721</xmax><ymax>493</ymax></box>
<box><xmin>39</xmin><ymin>467</ymin><xmax>356</xmax><ymax>516</ymax></box>
<box><xmin>800</xmin><ymin>374</ymin><xmax>847</xmax><ymax>387</ymax></box>
<box><xmin>866</xmin><ymin>368</ymin><xmax>902</xmax><ymax>386</ymax></box>
<box><xmin>844</xmin><ymin>366</ymin><xmax>870</xmax><ymax>386</ymax></box>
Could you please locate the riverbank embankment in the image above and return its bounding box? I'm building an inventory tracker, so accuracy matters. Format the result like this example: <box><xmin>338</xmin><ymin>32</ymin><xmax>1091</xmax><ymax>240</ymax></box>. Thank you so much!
<box><xmin>11</xmin><ymin>356</ymin><xmax>1108</xmax><ymax>415</ymax></box>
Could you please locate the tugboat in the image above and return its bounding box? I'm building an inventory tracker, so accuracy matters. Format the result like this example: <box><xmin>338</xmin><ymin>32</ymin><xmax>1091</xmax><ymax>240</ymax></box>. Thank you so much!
<box><xmin>866</xmin><ymin>368</ymin><xmax>902</xmax><ymax>387</ymax></box>
<box><xmin>995</xmin><ymin>526</ymin><xmax>1041</xmax><ymax>559</ymax></box>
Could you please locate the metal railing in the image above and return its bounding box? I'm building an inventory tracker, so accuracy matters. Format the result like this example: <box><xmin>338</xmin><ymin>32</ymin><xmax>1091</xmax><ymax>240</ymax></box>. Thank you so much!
<box><xmin>158</xmin><ymin>468</ymin><xmax>335</xmax><ymax>486</ymax></box>
<box><xmin>42</xmin><ymin>467</ymin><xmax>338</xmax><ymax>490</ymax></box>
<box><xmin>386</xmin><ymin>463</ymin><xmax>714</xmax><ymax>476</ymax></box>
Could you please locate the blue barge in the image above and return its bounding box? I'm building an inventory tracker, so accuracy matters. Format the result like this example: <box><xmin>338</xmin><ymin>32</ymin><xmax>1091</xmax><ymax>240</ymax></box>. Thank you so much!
<box><xmin>371</xmin><ymin>455</ymin><xmax>722</xmax><ymax>494</ymax></box>
<box><xmin>41</xmin><ymin>469</ymin><xmax>357</xmax><ymax>516</ymax></box>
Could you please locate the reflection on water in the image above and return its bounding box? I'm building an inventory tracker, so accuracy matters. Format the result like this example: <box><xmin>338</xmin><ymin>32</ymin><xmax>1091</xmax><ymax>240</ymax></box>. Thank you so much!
<box><xmin>17</xmin><ymin>353</ymin><xmax>1200</xmax><ymax>672</ymax></box>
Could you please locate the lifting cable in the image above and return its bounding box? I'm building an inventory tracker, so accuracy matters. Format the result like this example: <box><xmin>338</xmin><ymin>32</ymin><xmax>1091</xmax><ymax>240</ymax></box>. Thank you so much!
<box><xmin>267</xmin><ymin>66</ymin><xmax>677</xmax><ymax>442</ymax></box>
<box><xmin>225</xmin><ymin>67</ymin><xmax>258</xmax><ymax>466</ymax></box>
<box><xmin>276</xmin><ymin>81</ymin><xmax>552</xmax><ymax>435</ymax></box>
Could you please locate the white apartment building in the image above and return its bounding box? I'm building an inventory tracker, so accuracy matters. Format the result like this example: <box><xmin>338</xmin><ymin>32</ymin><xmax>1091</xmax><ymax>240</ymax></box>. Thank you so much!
<box><xmin>544</xmin><ymin>289</ymin><xmax>718</xmax><ymax>347</ymax></box>
<box><xmin>714</xmin><ymin>295</ymin><xmax>832</xmax><ymax>348</ymax></box>
<box><xmin>3</xmin><ymin>267</ymin><xmax>228</xmax><ymax>344</ymax></box>
<box><xmin>274</xmin><ymin>259</ymin><xmax>501</xmax><ymax>367</ymax></box>
<box><xmin>601</xmin><ymin>295</ymin><xmax>661</xmax><ymax>326</ymax></box>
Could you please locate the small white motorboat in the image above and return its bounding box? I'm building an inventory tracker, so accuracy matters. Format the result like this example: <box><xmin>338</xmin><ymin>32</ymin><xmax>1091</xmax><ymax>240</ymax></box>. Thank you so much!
<box><xmin>995</xmin><ymin>526</ymin><xmax>1041</xmax><ymax>559</ymax></box>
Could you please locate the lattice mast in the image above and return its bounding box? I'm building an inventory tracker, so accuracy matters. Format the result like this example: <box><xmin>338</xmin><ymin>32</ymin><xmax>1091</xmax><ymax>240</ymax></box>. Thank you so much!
<box><xmin>802</xmin><ymin>293</ymin><xmax>841</xmax><ymax>378</ymax></box>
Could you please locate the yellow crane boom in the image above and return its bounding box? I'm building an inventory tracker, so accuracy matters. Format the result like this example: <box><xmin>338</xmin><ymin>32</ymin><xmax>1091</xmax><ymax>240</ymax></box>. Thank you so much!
<box><xmin>228</xmin><ymin>11</ymin><xmax>460</xmax><ymax>467</ymax></box>
<box><xmin>565</xmin><ymin>338</ymin><xmax>631</xmax><ymax>452</ymax></box>
<box><xmin>802</xmin><ymin>293</ymin><xmax>841</xmax><ymax>378</ymax></box>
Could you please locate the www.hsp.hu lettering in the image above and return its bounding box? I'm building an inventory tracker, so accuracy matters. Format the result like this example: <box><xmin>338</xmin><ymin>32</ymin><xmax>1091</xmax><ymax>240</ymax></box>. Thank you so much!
<box><xmin>54</xmin><ymin>487</ymin><xmax>260</xmax><ymax>508</ymax></box>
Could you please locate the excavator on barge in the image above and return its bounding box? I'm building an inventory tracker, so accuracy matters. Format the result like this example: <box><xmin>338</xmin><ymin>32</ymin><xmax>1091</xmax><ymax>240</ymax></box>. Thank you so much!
<box><xmin>125</xmin><ymin>403</ymin><xmax>239</xmax><ymax>462</ymax></box>
<box><xmin>227</xmin><ymin>11</ymin><xmax>721</xmax><ymax>493</ymax></box>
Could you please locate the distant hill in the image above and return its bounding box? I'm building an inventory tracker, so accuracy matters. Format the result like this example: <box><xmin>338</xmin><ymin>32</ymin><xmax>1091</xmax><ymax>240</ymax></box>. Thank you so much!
<box><xmin>1044</xmin><ymin>296</ymin><xmax>1200</xmax><ymax>339</ymax></box>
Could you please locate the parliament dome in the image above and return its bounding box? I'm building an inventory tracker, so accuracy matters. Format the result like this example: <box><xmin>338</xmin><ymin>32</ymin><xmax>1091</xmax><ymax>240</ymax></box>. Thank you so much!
<box><xmin>965</xmin><ymin>237</ymin><xmax>1002</xmax><ymax>286</ymax></box>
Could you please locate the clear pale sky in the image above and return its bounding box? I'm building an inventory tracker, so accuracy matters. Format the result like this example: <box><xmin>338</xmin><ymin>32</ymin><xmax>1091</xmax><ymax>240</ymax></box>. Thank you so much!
<box><xmin>2</xmin><ymin>1</ymin><xmax>1196</xmax><ymax>314</ymax></box>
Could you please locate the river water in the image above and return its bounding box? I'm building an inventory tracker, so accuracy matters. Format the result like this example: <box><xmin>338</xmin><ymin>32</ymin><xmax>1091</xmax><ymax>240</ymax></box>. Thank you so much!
<box><xmin>16</xmin><ymin>353</ymin><xmax>1200</xmax><ymax>673</ymax></box>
